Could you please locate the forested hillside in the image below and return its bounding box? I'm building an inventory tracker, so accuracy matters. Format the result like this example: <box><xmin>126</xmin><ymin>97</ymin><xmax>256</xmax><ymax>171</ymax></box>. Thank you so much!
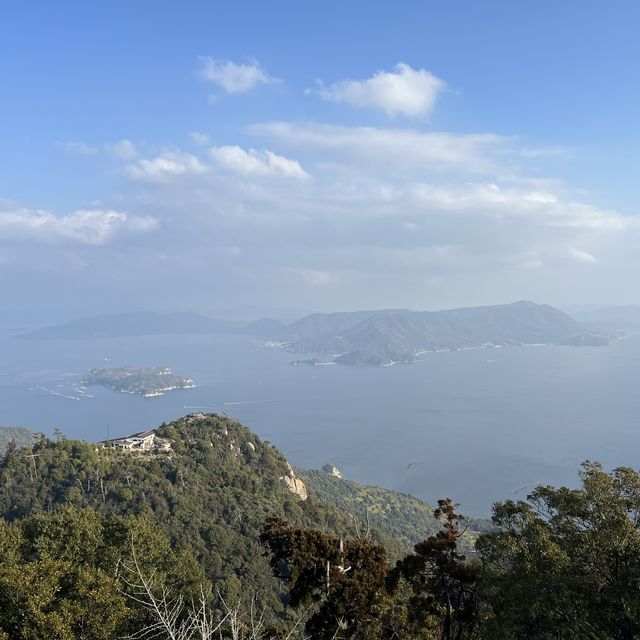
<box><xmin>299</xmin><ymin>466</ymin><xmax>492</xmax><ymax>551</ymax></box>
<box><xmin>0</xmin><ymin>415</ymin><xmax>400</xmax><ymax>631</ymax></box>
<box><xmin>0</xmin><ymin>506</ymin><xmax>204</xmax><ymax>639</ymax></box>
<box><xmin>265</xmin><ymin>462</ymin><xmax>640</xmax><ymax>639</ymax></box>
<box><xmin>2</xmin><ymin>419</ymin><xmax>640</xmax><ymax>639</ymax></box>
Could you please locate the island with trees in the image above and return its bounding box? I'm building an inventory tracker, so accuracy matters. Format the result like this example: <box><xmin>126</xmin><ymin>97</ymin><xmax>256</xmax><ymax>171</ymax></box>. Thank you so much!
<box><xmin>81</xmin><ymin>366</ymin><xmax>196</xmax><ymax>397</ymax></box>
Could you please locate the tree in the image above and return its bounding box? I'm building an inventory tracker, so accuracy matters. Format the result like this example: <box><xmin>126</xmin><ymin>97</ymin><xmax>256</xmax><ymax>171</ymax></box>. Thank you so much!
<box><xmin>0</xmin><ymin>506</ymin><xmax>204</xmax><ymax>639</ymax></box>
<box><xmin>389</xmin><ymin>499</ymin><xmax>481</xmax><ymax>640</ymax></box>
<box><xmin>261</xmin><ymin>516</ymin><xmax>389</xmax><ymax>639</ymax></box>
<box><xmin>477</xmin><ymin>461</ymin><xmax>640</xmax><ymax>639</ymax></box>
<box><xmin>121</xmin><ymin>549</ymin><xmax>286</xmax><ymax>640</ymax></box>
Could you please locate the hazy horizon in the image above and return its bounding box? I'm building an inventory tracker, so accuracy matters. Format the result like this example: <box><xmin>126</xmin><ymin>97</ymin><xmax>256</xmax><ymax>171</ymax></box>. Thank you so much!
<box><xmin>5</xmin><ymin>299</ymin><xmax>640</xmax><ymax>330</ymax></box>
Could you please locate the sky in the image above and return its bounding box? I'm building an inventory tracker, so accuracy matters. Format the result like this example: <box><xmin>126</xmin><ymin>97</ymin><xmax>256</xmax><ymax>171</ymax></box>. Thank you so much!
<box><xmin>2</xmin><ymin>1</ymin><xmax>640</xmax><ymax>321</ymax></box>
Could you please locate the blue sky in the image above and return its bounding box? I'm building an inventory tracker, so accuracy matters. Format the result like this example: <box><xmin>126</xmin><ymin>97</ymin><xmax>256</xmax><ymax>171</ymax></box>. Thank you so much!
<box><xmin>2</xmin><ymin>1</ymin><xmax>640</xmax><ymax>319</ymax></box>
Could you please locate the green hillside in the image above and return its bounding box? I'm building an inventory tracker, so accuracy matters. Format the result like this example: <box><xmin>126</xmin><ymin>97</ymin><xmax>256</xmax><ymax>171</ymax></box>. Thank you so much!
<box><xmin>2</xmin><ymin>417</ymin><xmax>638</xmax><ymax>638</ymax></box>
<box><xmin>299</xmin><ymin>466</ymin><xmax>491</xmax><ymax>552</ymax></box>
<box><xmin>0</xmin><ymin>414</ymin><xmax>401</xmax><ymax>629</ymax></box>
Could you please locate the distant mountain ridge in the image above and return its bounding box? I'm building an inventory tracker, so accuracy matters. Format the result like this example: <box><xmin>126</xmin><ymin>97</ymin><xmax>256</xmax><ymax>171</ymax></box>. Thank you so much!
<box><xmin>270</xmin><ymin>301</ymin><xmax>611</xmax><ymax>366</ymax></box>
<box><xmin>274</xmin><ymin>309</ymin><xmax>409</xmax><ymax>341</ymax></box>
<box><xmin>17</xmin><ymin>311</ymin><xmax>237</xmax><ymax>340</ymax></box>
<box><xmin>17</xmin><ymin>303</ymin><xmax>611</xmax><ymax>367</ymax></box>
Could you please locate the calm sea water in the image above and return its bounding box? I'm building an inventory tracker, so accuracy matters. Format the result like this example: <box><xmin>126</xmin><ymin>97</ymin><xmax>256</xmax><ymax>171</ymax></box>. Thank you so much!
<box><xmin>1</xmin><ymin>328</ymin><xmax>639</xmax><ymax>515</ymax></box>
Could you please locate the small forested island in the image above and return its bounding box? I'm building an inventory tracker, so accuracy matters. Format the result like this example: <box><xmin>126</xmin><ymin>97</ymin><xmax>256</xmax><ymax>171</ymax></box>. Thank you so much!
<box><xmin>81</xmin><ymin>366</ymin><xmax>196</xmax><ymax>397</ymax></box>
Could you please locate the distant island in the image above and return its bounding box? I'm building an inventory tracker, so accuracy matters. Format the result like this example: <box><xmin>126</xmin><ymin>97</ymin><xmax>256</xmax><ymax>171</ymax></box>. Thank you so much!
<box><xmin>289</xmin><ymin>358</ymin><xmax>337</xmax><ymax>367</ymax></box>
<box><xmin>271</xmin><ymin>301</ymin><xmax>614</xmax><ymax>367</ymax></box>
<box><xmin>17</xmin><ymin>311</ymin><xmax>237</xmax><ymax>340</ymax></box>
<box><xmin>81</xmin><ymin>366</ymin><xmax>196</xmax><ymax>397</ymax></box>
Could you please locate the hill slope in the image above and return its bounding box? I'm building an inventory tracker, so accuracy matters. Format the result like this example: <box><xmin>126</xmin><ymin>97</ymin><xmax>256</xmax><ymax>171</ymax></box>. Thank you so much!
<box><xmin>276</xmin><ymin>309</ymin><xmax>408</xmax><ymax>342</ymax></box>
<box><xmin>0</xmin><ymin>414</ymin><xmax>409</xmax><ymax>626</ymax></box>
<box><xmin>299</xmin><ymin>466</ymin><xmax>491</xmax><ymax>552</ymax></box>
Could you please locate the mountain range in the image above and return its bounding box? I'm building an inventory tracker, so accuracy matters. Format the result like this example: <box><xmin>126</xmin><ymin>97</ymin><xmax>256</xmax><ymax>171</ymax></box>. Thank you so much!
<box><xmin>16</xmin><ymin>301</ymin><xmax>611</xmax><ymax>366</ymax></box>
<box><xmin>269</xmin><ymin>301</ymin><xmax>611</xmax><ymax>365</ymax></box>
<box><xmin>17</xmin><ymin>310</ymin><xmax>237</xmax><ymax>339</ymax></box>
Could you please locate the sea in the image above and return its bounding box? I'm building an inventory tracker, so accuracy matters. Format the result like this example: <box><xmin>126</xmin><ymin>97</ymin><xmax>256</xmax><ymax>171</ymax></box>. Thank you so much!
<box><xmin>1</xmin><ymin>327</ymin><xmax>639</xmax><ymax>516</ymax></box>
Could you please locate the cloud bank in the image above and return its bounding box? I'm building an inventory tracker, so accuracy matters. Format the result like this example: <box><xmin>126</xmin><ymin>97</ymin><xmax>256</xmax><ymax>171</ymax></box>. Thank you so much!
<box><xmin>6</xmin><ymin>59</ymin><xmax>639</xmax><ymax>313</ymax></box>
<box><xmin>0</xmin><ymin>207</ymin><xmax>157</xmax><ymax>245</ymax></box>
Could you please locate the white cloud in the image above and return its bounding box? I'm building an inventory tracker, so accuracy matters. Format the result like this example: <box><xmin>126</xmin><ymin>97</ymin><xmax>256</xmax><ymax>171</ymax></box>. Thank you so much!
<box><xmin>0</xmin><ymin>207</ymin><xmax>157</xmax><ymax>245</ymax></box>
<box><xmin>311</xmin><ymin>63</ymin><xmax>444</xmax><ymax>118</ymax></box>
<box><xmin>209</xmin><ymin>145</ymin><xmax>309</xmax><ymax>179</ymax></box>
<box><xmin>410</xmin><ymin>182</ymin><xmax>556</xmax><ymax>209</ymax></box>
<box><xmin>409</xmin><ymin>182</ymin><xmax>633</xmax><ymax>232</ymax></box>
<box><xmin>198</xmin><ymin>57</ymin><xmax>278</xmax><ymax>94</ymax></box>
<box><xmin>126</xmin><ymin>150</ymin><xmax>207</xmax><ymax>182</ymax></box>
<box><xmin>60</xmin><ymin>118</ymin><xmax>640</xmax><ymax>310</ymax></box>
<box><xmin>125</xmin><ymin>145</ymin><xmax>309</xmax><ymax>182</ymax></box>
<box><xmin>106</xmin><ymin>139</ymin><xmax>137</xmax><ymax>159</ymax></box>
<box><xmin>248</xmin><ymin>122</ymin><xmax>505</xmax><ymax>174</ymax></box>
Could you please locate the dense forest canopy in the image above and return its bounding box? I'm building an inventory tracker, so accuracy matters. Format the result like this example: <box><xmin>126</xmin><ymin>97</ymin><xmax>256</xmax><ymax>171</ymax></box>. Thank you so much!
<box><xmin>0</xmin><ymin>506</ymin><xmax>203</xmax><ymax>639</ymax></box>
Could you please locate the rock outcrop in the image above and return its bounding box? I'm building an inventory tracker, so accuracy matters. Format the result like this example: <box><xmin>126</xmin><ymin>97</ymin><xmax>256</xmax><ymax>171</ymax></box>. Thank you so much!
<box><xmin>280</xmin><ymin>462</ymin><xmax>308</xmax><ymax>500</ymax></box>
<box><xmin>322</xmin><ymin>463</ymin><xmax>343</xmax><ymax>479</ymax></box>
